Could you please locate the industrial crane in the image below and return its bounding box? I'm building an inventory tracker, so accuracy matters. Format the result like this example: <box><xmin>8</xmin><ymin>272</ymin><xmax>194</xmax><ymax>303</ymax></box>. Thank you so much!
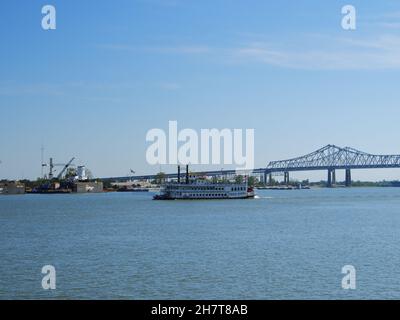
<box><xmin>48</xmin><ymin>157</ymin><xmax>75</xmax><ymax>180</ymax></box>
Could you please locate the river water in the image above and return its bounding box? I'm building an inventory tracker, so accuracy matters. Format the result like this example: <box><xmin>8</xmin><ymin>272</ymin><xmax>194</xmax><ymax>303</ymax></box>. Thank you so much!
<box><xmin>1</xmin><ymin>187</ymin><xmax>400</xmax><ymax>299</ymax></box>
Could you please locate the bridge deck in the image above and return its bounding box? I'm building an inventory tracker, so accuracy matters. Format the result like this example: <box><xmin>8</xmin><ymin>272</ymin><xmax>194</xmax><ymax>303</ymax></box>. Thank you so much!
<box><xmin>101</xmin><ymin>145</ymin><xmax>400</xmax><ymax>182</ymax></box>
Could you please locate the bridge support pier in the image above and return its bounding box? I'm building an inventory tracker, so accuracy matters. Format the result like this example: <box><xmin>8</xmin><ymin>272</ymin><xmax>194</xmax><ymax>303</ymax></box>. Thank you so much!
<box><xmin>327</xmin><ymin>169</ymin><xmax>336</xmax><ymax>188</ymax></box>
<box><xmin>327</xmin><ymin>169</ymin><xmax>332</xmax><ymax>187</ymax></box>
<box><xmin>284</xmin><ymin>172</ymin><xmax>290</xmax><ymax>185</ymax></box>
<box><xmin>345</xmin><ymin>169</ymin><xmax>352</xmax><ymax>187</ymax></box>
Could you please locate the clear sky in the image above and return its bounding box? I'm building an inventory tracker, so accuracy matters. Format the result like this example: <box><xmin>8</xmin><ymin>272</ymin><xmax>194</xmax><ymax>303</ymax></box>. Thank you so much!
<box><xmin>1</xmin><ymin>0</ymin><xmax>400</xmax><ymax>181</ymax></box>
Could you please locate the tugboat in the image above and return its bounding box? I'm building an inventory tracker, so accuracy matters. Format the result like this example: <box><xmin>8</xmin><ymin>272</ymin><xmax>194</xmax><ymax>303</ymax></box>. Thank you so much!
<box><xmin>153</xmin><ymin>165</ymin><xmax>255</xmax><ymax>200</ymax></box>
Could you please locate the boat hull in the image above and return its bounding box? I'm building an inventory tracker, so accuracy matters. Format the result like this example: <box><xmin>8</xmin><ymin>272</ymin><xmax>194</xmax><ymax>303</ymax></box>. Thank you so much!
<box><xmin>153</xmin><ymin>195</ymin><xmax>254</xmax><ymax>200</ymax></box>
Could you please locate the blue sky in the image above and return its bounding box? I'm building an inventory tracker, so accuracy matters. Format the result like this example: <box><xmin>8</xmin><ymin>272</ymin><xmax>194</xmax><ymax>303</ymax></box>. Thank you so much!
<box><xmin>1</xmin><ymin>0</ymin><xmax>400</xmax><ymax>181</ymax></box>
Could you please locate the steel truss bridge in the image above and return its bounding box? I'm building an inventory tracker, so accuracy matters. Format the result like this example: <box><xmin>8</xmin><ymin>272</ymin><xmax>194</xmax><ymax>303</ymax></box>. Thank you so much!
<box><xmin>102</xmin><ymin>145</ymin><xmax>400</xmax><ymax>187</ymax></box>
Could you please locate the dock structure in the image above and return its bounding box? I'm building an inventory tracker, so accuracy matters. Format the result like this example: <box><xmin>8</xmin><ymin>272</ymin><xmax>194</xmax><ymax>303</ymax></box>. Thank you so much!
<box><xmin>0</xmin><ymin>181</ymin><xmax>25</xmax><ymax>195</ymax></box>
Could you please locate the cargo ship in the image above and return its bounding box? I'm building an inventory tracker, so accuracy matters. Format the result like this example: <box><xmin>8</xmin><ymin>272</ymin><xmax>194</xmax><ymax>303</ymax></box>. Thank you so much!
<box><xmin>153</xmin><ymin>165</ymin><xmax>254</xmax><ymax>200</ymax></box>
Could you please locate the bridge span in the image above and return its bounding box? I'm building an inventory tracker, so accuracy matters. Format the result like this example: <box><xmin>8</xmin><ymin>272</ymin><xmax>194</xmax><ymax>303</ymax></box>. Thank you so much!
<box><xmin>102</xmin><ymin>145</ymin><xmax>400</xmax><ymax>187</ymax></box>
<box><xmin>264</xmin><ymin>145</ymin><xmax>400</xmax><ymax>186</ymax></box>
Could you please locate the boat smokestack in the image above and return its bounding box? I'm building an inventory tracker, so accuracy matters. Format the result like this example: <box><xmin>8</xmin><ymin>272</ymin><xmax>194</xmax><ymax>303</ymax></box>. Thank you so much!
<box><xmin>186</xmin><ymin>165</ymin><xmax>189</xmax><ymax>184</ymax></box>
<box><xmin>177</xmin><ymin>165</ymin><xmax>181</xmax><ymax>183</ymax></box>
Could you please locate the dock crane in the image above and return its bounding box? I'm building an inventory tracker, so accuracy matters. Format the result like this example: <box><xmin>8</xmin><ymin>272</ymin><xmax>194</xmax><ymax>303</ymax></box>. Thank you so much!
<box><xmin>56</xmin><ymin>157</ymin><xmax>75</xmax><ymax>180</ymax></box>
<box><xmin>48</xmin><ymin>157</ymin><xmax>75</xmax><ymax>180</ymax></box>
